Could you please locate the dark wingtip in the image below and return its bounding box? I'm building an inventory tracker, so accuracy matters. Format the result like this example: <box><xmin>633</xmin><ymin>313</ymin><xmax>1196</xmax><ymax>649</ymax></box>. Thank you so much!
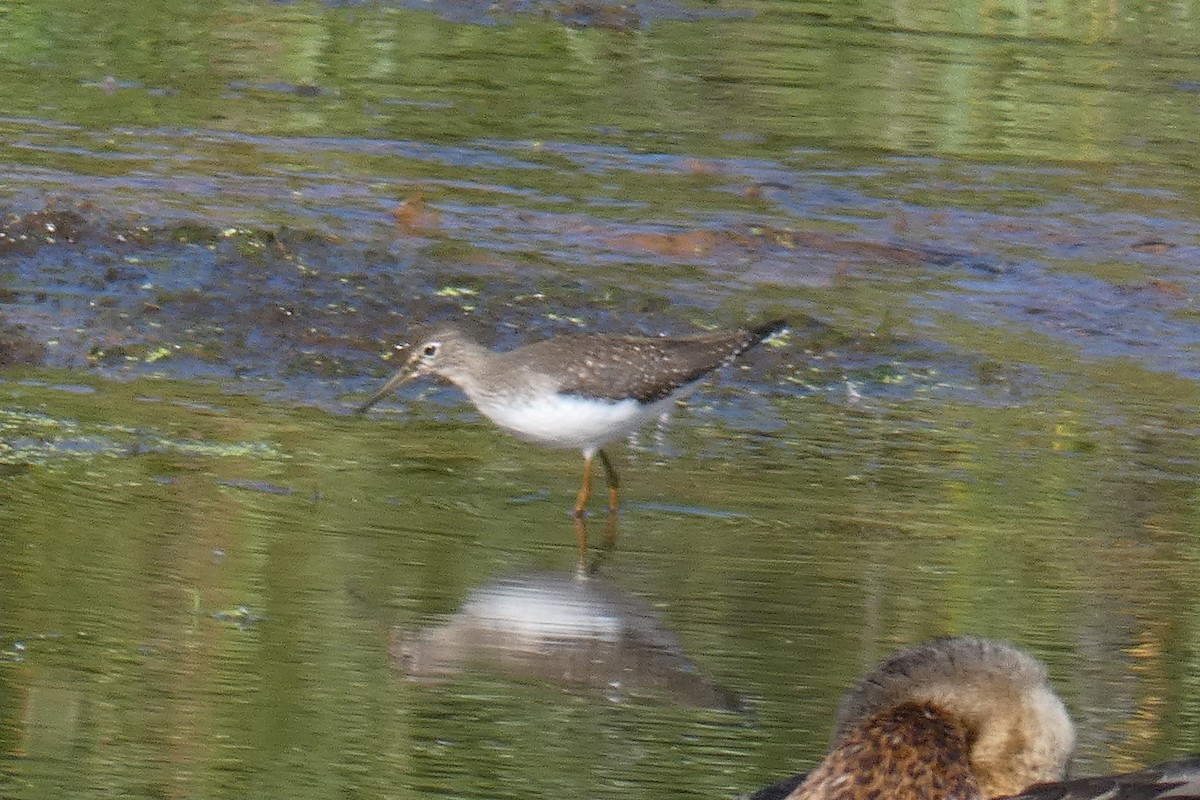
<box><xmin>744</xmin><ymin>772</ymin><xmax>808</xmax><ymax>800</ymax></box>
<box><xmin>749</xmin><ymin>318</ymin><xmax>789</xmax><ymax>342</ymax></box>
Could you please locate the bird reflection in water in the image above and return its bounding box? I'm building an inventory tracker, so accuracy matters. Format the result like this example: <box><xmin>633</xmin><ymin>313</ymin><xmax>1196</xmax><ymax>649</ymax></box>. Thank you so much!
<box><xmin>572</xmin><ymin>512</ymin><xmax>619</xmax><ymax>573</ymax></box>
<box><xmin>389</xmin><ymin>550</ymin><xmax>743</xmax><ymax>712</ymax></box>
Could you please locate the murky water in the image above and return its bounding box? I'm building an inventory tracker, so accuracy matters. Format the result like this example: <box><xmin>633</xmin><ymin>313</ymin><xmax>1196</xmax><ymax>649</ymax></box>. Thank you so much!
<box><xmin>3</xmin><ymin>1</ymin><xmax>1200</xmax><ymax>798</ymax></box>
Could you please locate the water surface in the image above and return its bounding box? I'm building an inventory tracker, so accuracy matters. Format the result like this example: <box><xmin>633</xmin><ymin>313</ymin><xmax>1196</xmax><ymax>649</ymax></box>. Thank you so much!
<box><xmin>2</xmin><ymin>1</ymin><xmax>1200</xmax><ymax>798</ymax></box>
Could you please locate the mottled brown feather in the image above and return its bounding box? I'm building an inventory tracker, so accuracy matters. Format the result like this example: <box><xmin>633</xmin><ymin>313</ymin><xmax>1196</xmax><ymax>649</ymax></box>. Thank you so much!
<box><xmin>787</xmin><ymin>702</ymin><xmax>981</xmax><ymax>800</ymax></box>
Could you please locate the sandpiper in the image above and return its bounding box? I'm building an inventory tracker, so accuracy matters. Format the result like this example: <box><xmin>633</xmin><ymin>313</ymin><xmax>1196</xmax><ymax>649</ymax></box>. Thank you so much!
<box><xmin>356</xmin><ymin>319</ymin><xmax>786</xmax><ymax>516</ymax></box>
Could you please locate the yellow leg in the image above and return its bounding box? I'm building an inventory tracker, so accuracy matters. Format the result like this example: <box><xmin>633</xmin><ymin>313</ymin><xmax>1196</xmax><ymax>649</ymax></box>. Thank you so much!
<box><xmin>597</xmin><ymin>449</ymin><xmax>620</xmax><ymax>514</ymax></box>
<box><xmin>573</xmin><ymin>516</ymin><xmax>588</xmax><ymax>572</ymax></box>
<box><xmin>573</xmin><ymin>452</ymin><xmax>594</xmax><ymax>518</ymax></box>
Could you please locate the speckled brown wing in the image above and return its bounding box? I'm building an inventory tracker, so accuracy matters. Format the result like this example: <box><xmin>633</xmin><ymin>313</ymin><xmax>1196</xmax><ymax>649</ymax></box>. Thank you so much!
<box><xmin>516</xmin><ymin>320</ymin><xmax>785</xmax><ymax>403</ymax></box>
<box><xmin>1008</xmin><ymin>758</ymin><xmax>1200</xmax><ymax>800</ymax></box>
<box><xmin>781</xmin><ymin>703</ymin><xmax>980</xmax><ymax>800</ymax></box>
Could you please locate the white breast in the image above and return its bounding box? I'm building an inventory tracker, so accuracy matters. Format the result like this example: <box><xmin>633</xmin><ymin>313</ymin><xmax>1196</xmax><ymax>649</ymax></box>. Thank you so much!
<box><xmin>474</xmin><ymin>391</ymin><xmax>670</xmax><ymax>453</ymax></box>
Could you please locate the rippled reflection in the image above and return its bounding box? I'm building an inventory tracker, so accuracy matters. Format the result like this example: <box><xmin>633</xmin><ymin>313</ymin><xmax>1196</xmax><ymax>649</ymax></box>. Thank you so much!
<box><xmin>391</xmin><ymin>567</ymin><xmax>744</xmax><ymax>712</ymax></box>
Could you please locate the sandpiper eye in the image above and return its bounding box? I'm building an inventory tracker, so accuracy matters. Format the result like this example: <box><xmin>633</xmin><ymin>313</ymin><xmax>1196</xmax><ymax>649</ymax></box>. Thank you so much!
<box><xmin>422</xmin><ymin>343</ymin><xmax>438</xmax><ymax>357</ymax></box>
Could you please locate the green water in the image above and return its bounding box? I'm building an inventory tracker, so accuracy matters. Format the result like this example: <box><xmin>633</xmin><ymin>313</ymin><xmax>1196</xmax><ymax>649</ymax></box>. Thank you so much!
<box><xmin>3</xmin><ymin>0</ymin><xmax>1200</xmax><ymax>798</ymax></box>
<box><xmin>2</xmin><ymin>370</ymin><xmax>1198</xmax><ymax>798</ymax></box>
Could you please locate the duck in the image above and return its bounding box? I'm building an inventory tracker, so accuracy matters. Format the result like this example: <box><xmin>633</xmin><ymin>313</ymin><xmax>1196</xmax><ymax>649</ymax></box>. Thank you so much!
<box><xmin>747</xmin><ymin>636</ymin><xmax>1200</xmax><ymax>800</ymax></box>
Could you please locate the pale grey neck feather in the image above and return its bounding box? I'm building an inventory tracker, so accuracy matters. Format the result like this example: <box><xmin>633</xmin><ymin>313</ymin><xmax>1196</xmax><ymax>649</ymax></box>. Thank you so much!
<box><xmin>422</xmin><ymin>328</ymin><xmax>495</xmax><ymax>396</ymax></box>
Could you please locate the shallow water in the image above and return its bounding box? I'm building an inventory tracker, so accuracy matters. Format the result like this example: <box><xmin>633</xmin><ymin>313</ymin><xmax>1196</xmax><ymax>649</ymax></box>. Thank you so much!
<box><xmin>3</xmin><ymin>1</ymin><xmax>1200</xmax><ymax>798</ymax></box>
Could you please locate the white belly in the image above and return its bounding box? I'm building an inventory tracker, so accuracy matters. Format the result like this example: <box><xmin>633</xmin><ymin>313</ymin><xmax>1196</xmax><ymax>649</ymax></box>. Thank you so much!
<box><xmin>475</xmin><ymin>392</ymin><xmax>669</xmax><ymax>452</ymax></box>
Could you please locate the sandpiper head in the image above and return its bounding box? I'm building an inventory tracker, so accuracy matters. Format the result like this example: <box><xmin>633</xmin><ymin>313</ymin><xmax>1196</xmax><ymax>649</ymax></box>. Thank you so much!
<box><xmin>356</xmin><ymin>325</ymin><xmax>476</xmax><ymax>413</ymax></box>
<box><xmin>830</xmin><ymin>636</ymin><xmax>1075</xmax><ymax>799</ymax></box>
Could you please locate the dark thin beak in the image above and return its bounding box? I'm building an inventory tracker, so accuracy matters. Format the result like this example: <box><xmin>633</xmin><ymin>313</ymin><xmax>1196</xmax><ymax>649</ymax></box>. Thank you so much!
<box><xmin>356</xmin><ymin>367</ymin><xmax>418</xmax><ymax>414</ymax></box>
